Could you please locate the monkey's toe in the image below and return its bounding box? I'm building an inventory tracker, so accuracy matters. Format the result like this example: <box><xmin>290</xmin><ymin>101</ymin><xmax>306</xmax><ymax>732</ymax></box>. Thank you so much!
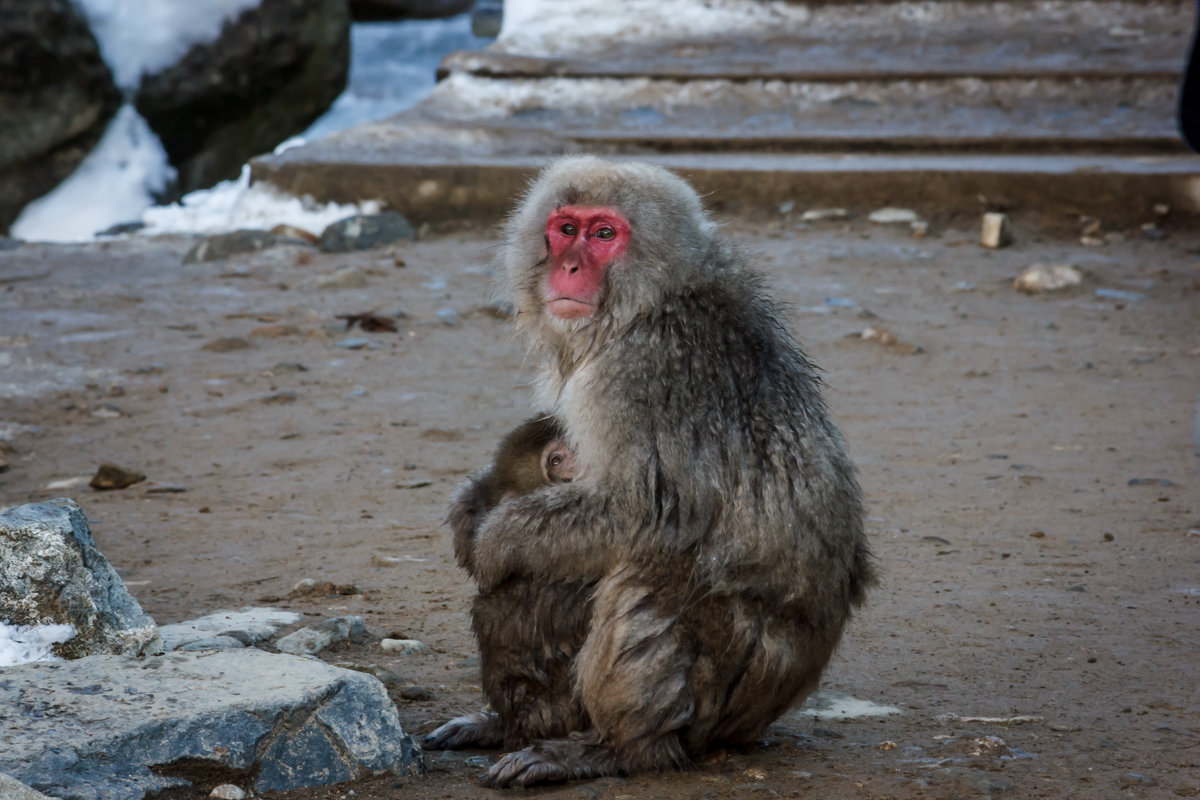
<box><xmin>481</xmin><ymin>747</ymin><xmax>572</xmax><ymax>788</ymax></box>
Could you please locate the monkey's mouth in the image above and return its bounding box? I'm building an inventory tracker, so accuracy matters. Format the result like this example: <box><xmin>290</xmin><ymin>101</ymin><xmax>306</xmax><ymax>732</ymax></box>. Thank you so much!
<box><xmin>546</xmin><ymin>298</ymin><xmax>596</xmax><ymax>319</ymax></box>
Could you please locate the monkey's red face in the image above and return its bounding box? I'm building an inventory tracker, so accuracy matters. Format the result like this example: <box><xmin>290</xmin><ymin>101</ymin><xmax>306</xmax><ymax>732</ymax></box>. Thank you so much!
<box><xmin>543</xmin><ymin>206</ymin><xmax>630</xmax><ymax>319</ymax></box>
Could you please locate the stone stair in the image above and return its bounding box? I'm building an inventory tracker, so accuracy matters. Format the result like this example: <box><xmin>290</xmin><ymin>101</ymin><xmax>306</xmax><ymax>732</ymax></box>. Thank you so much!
<box><xmin>252</xmin><ymin>0</ymin><xmax>1200</xmax><ymax>225</ymax></box>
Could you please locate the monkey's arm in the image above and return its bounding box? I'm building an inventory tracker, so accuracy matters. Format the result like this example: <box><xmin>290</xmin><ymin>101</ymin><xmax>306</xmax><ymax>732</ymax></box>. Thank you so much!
<box><xmin>446</xmin><ymin>468</ymin><xmax>496</xmax><ymax>576</ymax></box>
<box><xmin>469</xmin><ymin>481</ymin><xmax>627</xmax><ymax>590</ymax></box>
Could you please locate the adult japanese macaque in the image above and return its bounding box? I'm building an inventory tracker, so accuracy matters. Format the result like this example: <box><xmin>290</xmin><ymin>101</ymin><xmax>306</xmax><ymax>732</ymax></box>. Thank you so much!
<box><xmin>427</xmin><ymin>157</ymin><xmax>875</xmax><ymax>788</ymax></box>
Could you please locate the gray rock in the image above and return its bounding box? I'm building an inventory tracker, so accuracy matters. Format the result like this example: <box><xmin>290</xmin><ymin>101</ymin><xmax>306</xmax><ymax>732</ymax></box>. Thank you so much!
<box><xmin>0</xmin><ymin>649</ymin><xmax>422</xmax><ymax>799</ymax></box>
<box><xmin>319</xmin><ymin>211</ymin><xmax>416</xmax><ymax>253</ymax></box>
<box><xmin>0</xmin><ymin>499</ymin><xmax>162</xmax><ymax>659</ymax></box>
<box><xmin>0</xmin><ymin>0</ymin><xmax>121</xmax><ymax>234</ymax></box>
<box><xmin>183</xmin><ymin>230</ymin><xmax>279</xmax><ymax>263</ymax></box>
<box><xmin>0</xmin><ymin>774</ymin><xmax>54</xmax><ymax>800</ymax></box>
<box><xmin>158</xmin><ymin>607</ymin><xmax>300</xmax><ymax>650</ymax></box>
<box><xmin>175</xmin><ymin>635</ymin><xmax>246</xmax><ymax>651</ymax></box>
<box><xmin>135</xmin><ymin>0</ymin><xmax>350</xmax><ymax>193</ymax></box>
<box><xmin>277</xmin><ymin>615</ymin><xmax>368</xmax><ymax>655</ymax></box>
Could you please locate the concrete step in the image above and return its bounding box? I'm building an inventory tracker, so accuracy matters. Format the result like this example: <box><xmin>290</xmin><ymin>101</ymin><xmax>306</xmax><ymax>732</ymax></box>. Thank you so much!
<box><xmin>252</xmin><ymin>147</ymin><xmax>1200</xmax><ymax>224</ymax></box>
<box><xmin>418</xmin><ymin>73</ymin><xmax>1182</xmax><ymax>153</ymax></box>
<box><xmin>250</xmin><ymin>0</ymin><xmax>1200</xmax><ymax>223</ymax></box>
<box><xmin>443</xmin><ymin>12</ymin><xmax>1187</xmax><ymax>81</ymax></box>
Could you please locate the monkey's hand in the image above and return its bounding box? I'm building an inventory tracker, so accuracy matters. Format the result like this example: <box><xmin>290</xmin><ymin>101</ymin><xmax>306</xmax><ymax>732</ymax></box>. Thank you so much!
<box><xmin>470</xmin><ymin>482</ymin><xmax>620</xmax><ymax>591</ymax></box>
<box><xmin>447</xmin><ymin>468</ymin><xmax>496</xmax><ymax>576</ymax></box>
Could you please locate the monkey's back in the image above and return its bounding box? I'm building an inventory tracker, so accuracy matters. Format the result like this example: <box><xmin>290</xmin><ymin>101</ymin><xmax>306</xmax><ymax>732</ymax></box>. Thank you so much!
<box><xmin>580</xmin><ymin>262</ymin><xmax>872</xmax><ymax>613</ymax></box>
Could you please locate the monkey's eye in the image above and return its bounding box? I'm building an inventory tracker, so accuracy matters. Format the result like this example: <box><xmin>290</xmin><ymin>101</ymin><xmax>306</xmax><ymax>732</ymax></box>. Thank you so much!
<box><xmin>559</xmin><ymin>223</ymin><xmax>577</xmax><ymax>236</ymax></box>
<box><xmin>549</xmin><ymin>455</ymin><xmax>564</xmax><ymax>468</ymax></box>
<box><xmin>593</xmin><ymin>227</ymin><xmax>615</xmax><ymax>240</ymax></box>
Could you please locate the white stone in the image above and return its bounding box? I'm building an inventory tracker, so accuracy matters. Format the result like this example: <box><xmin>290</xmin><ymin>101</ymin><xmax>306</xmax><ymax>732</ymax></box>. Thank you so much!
<box><xmin>1013</xmin><ymin>264</ymin><xmax>1082</xmax><ymax>294</ymax></box>
<box><xmin>980</xmin><ymin>212</ymin><xmax>1013</xmax><ymax>248</ymax></box>
<box><xmin>380</xmin><ymin>638</ymin><xmax>430</xmax><ymax>655</ymax></box>
<box><xmin>868</xmin><ymin>207</ymin><xmax>918</xmax><ymax>224</ymax></box>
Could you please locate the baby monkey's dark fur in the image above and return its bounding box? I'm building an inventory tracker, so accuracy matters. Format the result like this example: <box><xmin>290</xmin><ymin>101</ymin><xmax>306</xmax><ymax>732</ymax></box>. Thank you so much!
<box><xmin>444</xmin><ymin>416</ymin><xmax>592</xmax><ymax>751</ymax></box>
<box><xmin>428</xmin><ymin>157</ymin><xmax>875</xmax><ymax>788</ymax></box>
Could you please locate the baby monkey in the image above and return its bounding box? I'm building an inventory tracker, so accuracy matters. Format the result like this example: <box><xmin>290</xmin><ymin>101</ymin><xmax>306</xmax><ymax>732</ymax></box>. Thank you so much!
<box><xmin>483</xmin><ymin>416</ymin><xmax>579</xmax><ymax>505</ymax></box>
<box><xmin>445</xmin><ymin>415</ymin><xmax>592</xmax><ymax>751</ymax></box>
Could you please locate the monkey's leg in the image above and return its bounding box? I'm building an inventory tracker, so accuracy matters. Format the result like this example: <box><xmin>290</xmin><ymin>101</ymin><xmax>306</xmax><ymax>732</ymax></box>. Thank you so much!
<box><xmin>476</xmin><ymin>580</ymin><xmax>593</xmax><ymax>748</ymax></box>
<box><xmin>425</xmin><ymin>580</ymin><xmax>592</xmax><ymax>753</ymax></box>
<box><xmin>481</xmin><ymin>567</ymin><xmax>695</xmax><ymax>787</ymax></box>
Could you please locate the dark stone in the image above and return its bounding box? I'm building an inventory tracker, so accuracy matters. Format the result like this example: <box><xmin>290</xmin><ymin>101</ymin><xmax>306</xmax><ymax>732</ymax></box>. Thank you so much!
<box><xmin>0</xmin><ymin>0</ymin><xmax>121</xmax><ymax>234</ymax></box>
<box><xmin>135</xmin><ymin>0</ymin><xmax>350</xmax><ymax>194</ymax></box>
<box><xmin>348</xmin><ymin>0</ymin><xmax>473</xmax><ymax>21</ymax></box>
<box><xmin>318</xmin><ymin>212</ymin><xmax>416</xmax><ymax>252</ymax></box>
<box><xmin>97</xmin><ymin>221</ymin><xmax>147</xmax><ymax>237</ymax></box>
<box><xmin>89</xmin><ymin>463</ymin><xmax>146</xmax><ymax>490</ymax></box>
<box><xmin>183</xmin><ymin>229</ymin><xmax>280</xmax><ymax>263</ymax></box>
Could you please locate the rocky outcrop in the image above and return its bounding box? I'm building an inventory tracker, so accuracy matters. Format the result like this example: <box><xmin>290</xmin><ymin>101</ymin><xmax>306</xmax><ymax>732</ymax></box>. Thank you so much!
<box><xmin>0</xmin><ymin>0</ymin><xmax>121</xmax><ymax>234</ymax></box>
<box><xmin>348</xmin><ymin>0</ymin><xmax>473</xmax><ymax>21</ymax></box>
<box><xmin>0</xmin><ymin>649</ymin><xmax>423</xmax><ymax>800</ymax></box>
<box><xmin>135</xmin><ymin>0</ymin><xmax>350</xmax><ymax>194</ymax></box>
<box><xmin>0</xmin><ymin>498</ymin><xmax>162</xmax><ymax>659</ymax></box>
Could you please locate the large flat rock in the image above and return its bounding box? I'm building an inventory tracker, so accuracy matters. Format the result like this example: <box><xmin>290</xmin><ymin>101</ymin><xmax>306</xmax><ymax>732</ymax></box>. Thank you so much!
<box><xmin>0</xmin><ymin>649</ymin><xmax>421</xmax><ymax>800</ymax></box>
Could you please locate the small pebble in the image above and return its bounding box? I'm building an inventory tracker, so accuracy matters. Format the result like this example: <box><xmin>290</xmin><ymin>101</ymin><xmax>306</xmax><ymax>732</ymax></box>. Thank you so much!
<box><xmin>1128</xmin><ymin>477</ymin><xmax>1173</xmax><ymax>487</ymax></box>
<box><xmin>90</xmin><ymin>463</ymin><xmax>146</xmax><ymax>490</ymax></box>
<box><xmin>980</xmin><ymin>212</ymin><xmax>1012</xmax><ymax>248</ymax></box>
<box><xmin>260</xmin><ymin>391</ymin><xmax>297</xmax><ymax>404</ymax></box>
<box><xmin>1013</xmin><ymin>264</ymin><xmax>1081</xmax><ymax>294</ymax></box>
<box><xmin>800</xmin><ymin>207</ymin><xmax>848</xmax><ymax>221</ymax></box>
<box><xmin>1095</xmin><ymin>288</ymin><xmax>1147</xmax><ymax>303</ymax></box>
<box><xmin>400</xmin><ymin>684</ymin><xmax>434</xmax><ymax>701</ymax></box>
<box><xmin>380</xmin><ymin>638</ymin><xmax>430</xmax><ymax>655</ymax></box>
<box><xmin>336</xmin><ymin>337</ymin><xmax>371</xmax><ymax>350</ymax></box>
<box><xmin>313</xmin><ymin>267</ymin><xmax>370</xmax><ymax>290</ymax></box>
<box><xmin>868</xmin><ymin>207</ymin><xmax>919</xmax><ymax>224</ymax></box>
<box><xmin>145</xmin><ymin>484</ymin><xmax>188</xmax><ymax>494</ymax></box>
<box><xmin>209</xmin><ymin>785</ymin><xmax>248</xmax><ymax>800</ymax></box>
<box><xmin>201</xmin><ymin>337</ymin><xmax>252</xmax><ymax>353</ymax></box>
<box><xmin>436</xmin><ymin>308</ymin><xmax>461</xmax><ymax>326</ymax></box>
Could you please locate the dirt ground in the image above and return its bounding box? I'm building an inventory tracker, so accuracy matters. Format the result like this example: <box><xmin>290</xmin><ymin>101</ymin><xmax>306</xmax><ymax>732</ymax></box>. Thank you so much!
<box><xmin>1</xmin><ymin>211</ymin><xmax>1198</xmax><ymax>800</ymax></box>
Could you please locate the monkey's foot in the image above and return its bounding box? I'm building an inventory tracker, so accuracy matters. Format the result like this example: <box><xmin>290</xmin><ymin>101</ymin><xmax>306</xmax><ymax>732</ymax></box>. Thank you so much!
<box><xmin>424</xmin><ymin>710</ymin><xmax>504</xmax><ymax>750</ymax></box>
<box><xmin>480</xmin><ymin>736</ymin><xmax>618</xmax><ymax>788</ymax></box>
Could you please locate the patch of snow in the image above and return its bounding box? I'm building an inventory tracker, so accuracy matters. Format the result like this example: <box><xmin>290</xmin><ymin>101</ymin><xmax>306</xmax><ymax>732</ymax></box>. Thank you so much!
<box><xmin>10</xmin><ymin>106</ymin><xmax>174</xmax><ymax>243</ymax></box>
<box><xmin>793</xmin><ymin>689</ymin><xmax>904</xmax><ymax>721</ymax></box>
<box><xmin>0</xmin><ymin>622</ymin><xmax>75</xmax><ymax>668</ymax></box>
<box><xmin>75</xmin><ymin>0</ymin><xmax>262</xmax><ymax>89</ymax></box>
<box><xmin>498</xmin><ymin>0</ymin><xmax>805</xmax><ymax>55</ymax></box>
<box><xmin>140</xmin><ymin>164</ymin><xmax>381</xmax><ymax>237</ymax></box>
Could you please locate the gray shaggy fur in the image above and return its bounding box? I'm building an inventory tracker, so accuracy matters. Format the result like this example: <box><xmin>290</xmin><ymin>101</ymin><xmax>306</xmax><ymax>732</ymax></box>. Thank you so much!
<box><xmin>426</xmin><ymin>156</ymin><xmax>874</xmax><ymax>788</ymax></box>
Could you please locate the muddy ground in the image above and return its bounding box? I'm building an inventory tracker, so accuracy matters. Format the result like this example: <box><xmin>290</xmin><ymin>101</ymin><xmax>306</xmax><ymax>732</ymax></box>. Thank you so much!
<box><xmin>1</xmin><ymin>212</ymin><xmax>1198</xmax><ymax>800</ymax></box>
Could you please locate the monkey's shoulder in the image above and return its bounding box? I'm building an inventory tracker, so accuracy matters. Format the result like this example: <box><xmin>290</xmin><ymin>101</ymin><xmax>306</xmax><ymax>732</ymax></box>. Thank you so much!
<box><xmin>619</xmin><ymin>276</ymin><xmax>816</xmax><ymax>387</ymax></box>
